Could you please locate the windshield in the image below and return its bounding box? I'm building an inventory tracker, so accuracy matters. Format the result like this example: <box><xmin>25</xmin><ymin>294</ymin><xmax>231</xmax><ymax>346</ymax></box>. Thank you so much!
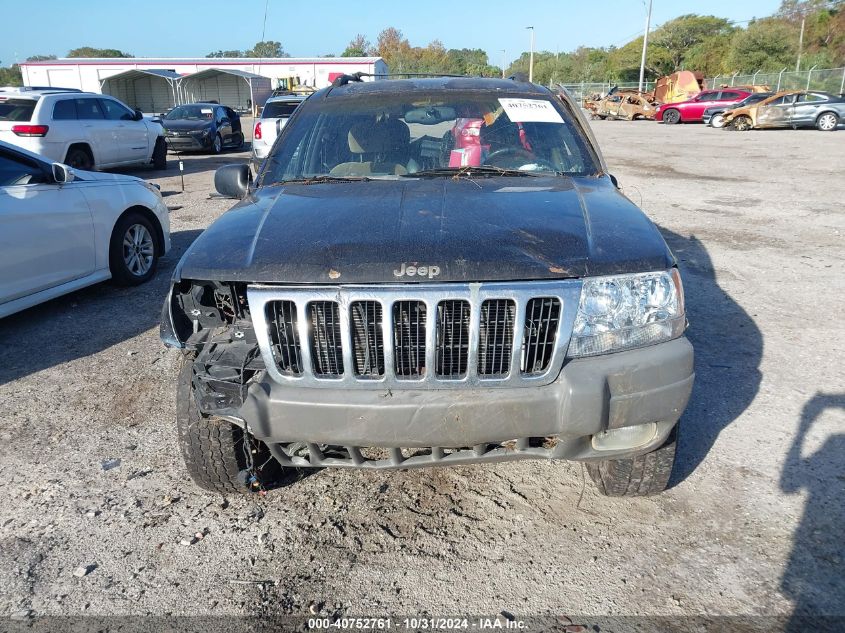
<box><xmin>260</xmin><ymin>90</ymin><xmax>599</xmax><ymax>184</ymax></box>
<box><xmin>164</xmin><ymin>105</ymin><xmax>214</xmax><ymax>121</ymax></box>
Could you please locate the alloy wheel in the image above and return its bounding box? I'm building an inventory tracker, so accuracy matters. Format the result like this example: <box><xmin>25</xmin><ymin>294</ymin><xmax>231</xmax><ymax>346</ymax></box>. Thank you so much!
<box><xmin>122</xmin><ymin>224</ymin><xmax>155</xmax><ymax>277</ymax></box>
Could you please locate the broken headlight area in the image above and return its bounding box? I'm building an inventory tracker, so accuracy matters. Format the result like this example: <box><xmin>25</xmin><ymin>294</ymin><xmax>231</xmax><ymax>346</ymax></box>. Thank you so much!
<box><xmin>162</xmin><ymin>280</ymin><xmax>264</xmax><ymax>415</ymax></box>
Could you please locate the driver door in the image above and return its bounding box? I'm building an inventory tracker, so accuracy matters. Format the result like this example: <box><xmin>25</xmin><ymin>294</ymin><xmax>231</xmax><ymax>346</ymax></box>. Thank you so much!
<box><xmin>216</xmin><ymin>107</ymin><xmax>233</xmax><ymax>146</ymax></box>
<box><xmin>756</xmin><ymin>94</ymin><xmax>795</xmax><ymax>128</ymax></box>
<box><xmin>0</xmin><ymin>147</ymin><xmax>95</xmax><ymax>305</ymax></box>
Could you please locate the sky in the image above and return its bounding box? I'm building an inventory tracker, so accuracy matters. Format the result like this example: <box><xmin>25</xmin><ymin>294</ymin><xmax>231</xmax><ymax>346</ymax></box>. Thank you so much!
<box><xmin>2</xmin><ymin>0</ymin><xmax>783</xmax><ymax>68</ymax></box>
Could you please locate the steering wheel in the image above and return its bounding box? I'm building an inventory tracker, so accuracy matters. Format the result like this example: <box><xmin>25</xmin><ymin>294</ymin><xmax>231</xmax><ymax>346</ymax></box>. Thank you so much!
<box><xmin>484</xmin><ymin>147</ymin><xmax>556</xmax><ymax>171</ymax></box>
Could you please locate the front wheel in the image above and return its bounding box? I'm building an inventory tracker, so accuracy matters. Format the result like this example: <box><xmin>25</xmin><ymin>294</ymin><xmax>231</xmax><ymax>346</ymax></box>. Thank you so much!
<box><xmin>176</xmin><ymin>360</ymin><xmax>296</xmax><ymax>494</ymax></box>
<box><xmin>710</xmin><ymin>113</ymin><xmax>726</xmax><ymax>128</ymax></box>
<box><xmin>662</xmin><ymin>109</ymin><xmax>681</xmax><ymax>124</ymax></box>
<box><xmin>732</xmin><ymin>115</ymin><xmax>753</xmax><ymax>131</ymax></box>
<box><xmin>211</xmin><ymin>133</ymin><xmax>223</xmax><ymax>154</ymax></box>
<box><xmin>109</xmin><ymin>211</ymin><xmax>159</xmax><ymax>286</ymax></box>
<box><xmin>152</xmin><ymin>137</ymin><xmax>167</xmax><ymax>169</ymax></box>
<box><xmin>816</xmin><ymin>112</ymin><xmax>839</xmax><ymax>131</ymax></box>
<box><xmin>586</xmin><ymin>425</ymin><xmax>678</xmax><ymax>496</ymax></box>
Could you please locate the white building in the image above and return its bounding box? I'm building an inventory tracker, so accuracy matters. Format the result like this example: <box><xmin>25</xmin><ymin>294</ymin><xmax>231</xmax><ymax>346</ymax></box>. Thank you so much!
<box><xmin>19</xmin><ymin>57</ymin><xmax>387</xmax><ymax>113</ymax></box>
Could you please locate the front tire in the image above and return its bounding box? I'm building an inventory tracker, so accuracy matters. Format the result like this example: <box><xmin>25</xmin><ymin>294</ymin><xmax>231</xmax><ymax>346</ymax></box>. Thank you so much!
<box><xmin>732</xmin><ymin>115</ymin><xmax>753</xmax><ymax>131</ymax></box>
<box><xmin>152</xmin><ymin>137</ymin><xmax>167</xmax><ymax>169</ymax></box>
<box><xmin>662</xmin><ymin>109</ymin><xmax>681</xmax><ymax>124</ymax></box>
<box><xmin>211</xmin><ymin>133</ymin><xmax>223</xmax><ymax>154</ymax></box>
<box><xmin>586</xmin><ymin>425</ymin><xmax>678</xmax><ymax>497</ymax></box>
<box><xmin>109</xmin><ymin>211</ymin><xmax>159</xmax><ymax>286</ymax></box>
<box><xmin>816</xmin><ymin>112</ymin><xmax>839</xmax><ymax>131</ymax></box>
<box><xmin>176</xmin><ymin>360</ymin><xmax>295</xmax><ymax>494</ymax></box>
<box><xmin>710</xmin><ymin>113</ymin><xmax>726</xmax><ymax>128</ymax></box>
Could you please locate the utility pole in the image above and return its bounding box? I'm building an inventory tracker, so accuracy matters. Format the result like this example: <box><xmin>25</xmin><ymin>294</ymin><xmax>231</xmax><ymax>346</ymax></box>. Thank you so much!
<box><xmin>796</xmin><ymin>16</ymin><xmax>805</xmax><ymax>72</ymax></box>
<box><xmin>638</xmin><ymin>0</ymin><xmax>653</xmax><ymax>93</ymax></box>
<box><xmin>526</xmin><ymin>26</ymin><xmax>535</xmax><ymax>83</ymax></box>
<box><xmin>501</xmin><ymin>49</ymin><xmax>506</xmax><ymax>78</ymax></box>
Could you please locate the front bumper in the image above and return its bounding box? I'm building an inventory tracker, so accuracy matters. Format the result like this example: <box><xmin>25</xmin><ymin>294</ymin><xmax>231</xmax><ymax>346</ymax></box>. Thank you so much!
<box><xmin>165</xmin><ymin>134</ymin><xmax>211</xmax><ymax>151</ymax></box>
<box><xmin>233</xmin><ymin>337</ymin><xmax>694</xmax><ymax>468</ymax></box>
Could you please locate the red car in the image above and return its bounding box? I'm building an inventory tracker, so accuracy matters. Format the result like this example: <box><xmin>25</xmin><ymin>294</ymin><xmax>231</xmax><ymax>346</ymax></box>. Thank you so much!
<box><xmin>656</xmin><ymin>89</ymin><xmax>753</xmax><ymax>124</ymax></box>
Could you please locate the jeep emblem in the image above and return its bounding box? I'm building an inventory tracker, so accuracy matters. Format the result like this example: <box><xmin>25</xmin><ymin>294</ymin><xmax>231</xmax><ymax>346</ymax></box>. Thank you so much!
<box><xmin>393</xmin><ymin>262</ymin><xmax>441</xmax><ymax>279</ymax></box>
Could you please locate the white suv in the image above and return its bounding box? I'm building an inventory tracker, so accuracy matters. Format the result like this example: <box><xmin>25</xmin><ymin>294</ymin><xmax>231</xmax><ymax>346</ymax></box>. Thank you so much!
<box><xmin>252</xmin><ymin>94</ymin><xmax>307</xmax><ymax>165</ymax></box>
<box><xmin>0</xmin><ymin>88</ymin><xmax>167</xmax><ymax>171</ymax></box>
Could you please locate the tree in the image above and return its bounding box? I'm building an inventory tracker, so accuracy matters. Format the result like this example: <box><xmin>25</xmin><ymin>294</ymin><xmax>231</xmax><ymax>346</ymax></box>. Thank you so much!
<box><xmin>375</xmin><ymin>27</ymin><xmax>411</xmax><ymax>68</ymax></box>
<box><xmin>67</xmin><ymin>47</ymin><xmax>132</xmax><ymax>58</ymax></box>
<box><xmin>245</xmin><ymin>41</ymin><xmax>289</xmax><ymax>58</ymax></box>
<box><xmin>342</xmin><ymin>35</ymin><xmax>374</xmax><ymax>57</ymax></box>
<box><xmin>726</xmin><ymin>18</ymin><xmax>798</xmax><ymax>71</ymax></box>
<box><xmin>649</xmin><ymin>15</ymin><xmax>736</xmax><ymax>71</ymax></box>
<box><xmin>207</xmin><ymin>50</ymin><xmax>243</xmax><ymax>58</ymax></box>
<box><xmin>25</xmin><ymin>55</ymin><xmax>57</xmax><ymax>62</ymax></box>
<box><xmin>0</xmin><ymin>65</ymin><xmax>22</xmax><ymax>86</ymax></box>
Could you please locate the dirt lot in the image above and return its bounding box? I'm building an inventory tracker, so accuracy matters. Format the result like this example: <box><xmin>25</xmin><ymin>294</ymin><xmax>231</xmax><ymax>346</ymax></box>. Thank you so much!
<box><xmin>1</xmin><ymin>118</ymin><xmax>843</xmax><ymax>629</ymax></box>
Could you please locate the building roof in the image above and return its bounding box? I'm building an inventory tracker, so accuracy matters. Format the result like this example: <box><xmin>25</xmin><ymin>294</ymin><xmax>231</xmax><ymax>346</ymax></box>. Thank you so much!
<box><xmin>100</xmin><ymin>69</ymin><xmax>183</xmax><ymax>82</ymax></box>
<box><xmin>20</xmin><ymin>57</ymin><xmax>383</xmax><ymax>66</ymax></box>
<box><xmin>181</xmin><ymin>68</ymin><xmax>268</xmax><ymax>81</ymax></box>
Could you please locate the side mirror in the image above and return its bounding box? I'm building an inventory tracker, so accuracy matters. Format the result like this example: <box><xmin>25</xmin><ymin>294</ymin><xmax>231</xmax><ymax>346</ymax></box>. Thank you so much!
<box><xmin>134</xmin><ymin>109</ymin><xmax>144</xmax><ymax>121</ymax></box>
<box><xmin>609</xmin><ymin>173</ymin><xmax>620</xmax><ymax>189</ymax></box>
<box><xmin>214</xmin><ymin>164</ymin><xmax>251</xmax><ymax>198</ymax></box>
<box><xmin>52</xmin><ymin>163</ymin><xmax>75</xmax><ymax>184</ymax></box>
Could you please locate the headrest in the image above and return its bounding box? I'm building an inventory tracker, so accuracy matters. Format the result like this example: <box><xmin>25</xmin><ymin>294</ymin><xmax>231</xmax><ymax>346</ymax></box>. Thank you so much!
<box><xmin>348</xmin><ymin>118</ymin><xmax>410</xmax><ymax>154</ymax></box>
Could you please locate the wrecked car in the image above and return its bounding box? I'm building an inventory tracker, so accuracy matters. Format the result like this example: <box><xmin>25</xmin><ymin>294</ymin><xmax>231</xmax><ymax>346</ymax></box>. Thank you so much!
<box><xmin>703</xmin><ymin>92</ymin><xmax>773</xmax><ymax>128</ymax></box>
<box><xmin>592</xmin><ymin>89</ymin><xmax>658</xmax><ymax>121</ymax></box>
<box><xmin>161</xmin><ymin>76</ymin><xmax>694</xmax><ymax>497</ymax></box>
<box><xmin>722</xmin><ymin>90</ymin><xmax>844</xmax><ymax>131</ymax></box>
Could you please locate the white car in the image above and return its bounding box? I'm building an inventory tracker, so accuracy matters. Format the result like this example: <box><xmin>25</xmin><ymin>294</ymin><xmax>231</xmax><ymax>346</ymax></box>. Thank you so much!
<box><xmin>0</xmin><ymin>141</ymin><xmax>171</xmax><ymax>319</ymax></box>
<box><xmin>0</xmin><ymin>88</ymin><xmax>167</xmax><ymax>171</ymax></box>
<box><xmin>252</xmin><ymin>94</ymin><xmax>307</xmax><ymax>165</ymax></box>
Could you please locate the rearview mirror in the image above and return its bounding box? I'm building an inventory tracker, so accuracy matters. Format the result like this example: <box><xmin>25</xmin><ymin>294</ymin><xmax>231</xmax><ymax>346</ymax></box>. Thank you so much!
<box><xmin>52</xmin><ymin>163</ymin><xmax>75</xmax><ymax>184</ymax></box>
<box><xmin>214</xmin><ymin>164</ymin><xmax>251</xmax><ymax>198</ymax></box>
<box><xmin>404</xmin><ymin>106</ymin><xmax>457</xmax><ymax>125</ymax></box>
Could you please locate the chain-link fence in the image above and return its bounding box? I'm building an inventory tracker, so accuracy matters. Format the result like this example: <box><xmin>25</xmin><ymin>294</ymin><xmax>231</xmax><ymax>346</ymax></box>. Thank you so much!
<box><xmin>707</xmin><ymin>67</ymin><xmax>845</xmax><ymax>94</ymax></box>
<box><xmin>560</xmin><ymin>67</ymin><xmax>845</xmax><ymax>103</ymax></box>
<box><xmin>558</xmin><ymin>82</ymin><xmax>656</xmax><ymax>103</ymax></box>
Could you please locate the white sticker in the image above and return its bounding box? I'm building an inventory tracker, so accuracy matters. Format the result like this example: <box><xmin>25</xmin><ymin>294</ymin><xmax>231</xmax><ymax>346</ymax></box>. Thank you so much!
<box><xmin>498</xmin><ymin>98</ymin><xmax>564</xmax><ymax>124</ymax></box>
<box><xmin>200</xmin><ymin>108</ymin><xmax>213</xmax><ymax>114</ymax></box>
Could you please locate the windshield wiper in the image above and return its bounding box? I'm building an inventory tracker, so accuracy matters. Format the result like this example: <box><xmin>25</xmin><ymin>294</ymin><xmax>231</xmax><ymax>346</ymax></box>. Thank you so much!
<box><xmin>401</xmin><ymin>166</ymin><xmax>547</xmax><ymax>178</ymax></box>
<box><xmin>269</xmin><ymin>175</ymin><xmax>372</xmax><ymax>185</ymax></box>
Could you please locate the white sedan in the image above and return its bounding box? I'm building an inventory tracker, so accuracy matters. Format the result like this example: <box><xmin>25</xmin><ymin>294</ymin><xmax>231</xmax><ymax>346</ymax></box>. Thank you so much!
<box><xmin>0</xmin><ymin>141</ymin><xmax>170</xmax><ymax>319</ymax></box>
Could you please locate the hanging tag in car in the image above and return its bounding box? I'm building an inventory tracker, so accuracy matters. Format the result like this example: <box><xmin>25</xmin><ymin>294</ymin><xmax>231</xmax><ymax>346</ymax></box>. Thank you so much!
<box><xmin>179</xmin><ymin>161</ymin><xmax>184</xmax><ymax>172</ymax></box>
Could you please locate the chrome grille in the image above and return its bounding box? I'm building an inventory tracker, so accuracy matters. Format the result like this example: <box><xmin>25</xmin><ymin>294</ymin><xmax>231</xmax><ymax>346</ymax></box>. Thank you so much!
<box><xmin>522</xmin><ymin>298</ymin><xmax>561</xmax><ymax>374</ymax></box>
<box><xmin>350</xmin><ymin>301</ymin><xmax>384</xmax><ymax>377</ymax></box>
<box><xmin>308</xmin><ymin>301</ymin><xmax>343</xmax><ymax>377</ymax></box>
<box><xmin>478</xmin><ymin>299</ymin><xmax>516</xmax><ymax>377</ymax></box>
<box><xmin>393</xmin><ymin>301</ymin><xmax>427</xmax><ymax>378</ymax></box>
<box><xmin>250</xmin><ymin>281</ymin><xmax>580</xmax><ymax>389</ymax></box>
<box><xmin>436</xmin><ymin>300</ymin><xmax>470</xmax><ymax>378</ymax></box>
<box><xmin>266</xmin><ymin>300</ymin><xmax>302</xmax><ymax>375</ymax></box>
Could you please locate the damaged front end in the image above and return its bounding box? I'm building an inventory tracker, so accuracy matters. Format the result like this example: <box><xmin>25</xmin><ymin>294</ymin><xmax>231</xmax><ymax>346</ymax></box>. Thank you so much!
<box><xmin>161</xmin><ymin>280</ymin><xmax>263</xmax><ymax>418</ymax></box>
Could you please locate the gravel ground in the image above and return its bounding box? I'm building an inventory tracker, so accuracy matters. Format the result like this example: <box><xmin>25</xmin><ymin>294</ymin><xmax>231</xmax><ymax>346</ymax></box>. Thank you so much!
<box><xmin>0</xmin><ymin>117</ymin><xmax>843</xmax><ymax>629</ymax></box>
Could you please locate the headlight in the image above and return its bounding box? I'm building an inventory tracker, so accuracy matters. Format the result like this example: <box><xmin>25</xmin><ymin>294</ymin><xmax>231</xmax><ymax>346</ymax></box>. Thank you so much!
<box><xmin>192</xmin><ymin>128</ymin><xmax>211</xmax><ymax>138</ymax></box>
<box><xmin>567</xmin><ymin>269</ymin><xmax>685</xmax><ymax>357</ymax></box>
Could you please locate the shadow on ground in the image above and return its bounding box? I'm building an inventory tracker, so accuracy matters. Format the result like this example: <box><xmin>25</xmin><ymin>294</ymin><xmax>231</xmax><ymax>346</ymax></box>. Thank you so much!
<box><xmin>658</xmin><ymin>227</ymin><xmax>764</xmax><ymax>486</ymax></box>
<box><xmin>0</xmin><ymin>229</ymin><xmax>201</xmax><ymax>384</ymax></box>
<box><xmin>780</xmin><ymin>392</ymin><xmax>845</xmax><ymax>630</ymax></box>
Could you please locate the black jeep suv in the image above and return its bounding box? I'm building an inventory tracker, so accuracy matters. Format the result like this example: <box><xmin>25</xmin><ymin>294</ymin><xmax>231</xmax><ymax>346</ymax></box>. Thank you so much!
<box><xmin>161</xmin><ymin>76</ymin><xmax>694</xmax><ymax>497</ymax></box>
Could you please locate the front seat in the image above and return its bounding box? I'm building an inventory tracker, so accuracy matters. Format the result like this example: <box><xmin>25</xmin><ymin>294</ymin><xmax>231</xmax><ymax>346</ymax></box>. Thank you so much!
<box><xmin>330</xmin><ymin>118</ymin><xmax>410</xmax><ymax>177</ymax></box>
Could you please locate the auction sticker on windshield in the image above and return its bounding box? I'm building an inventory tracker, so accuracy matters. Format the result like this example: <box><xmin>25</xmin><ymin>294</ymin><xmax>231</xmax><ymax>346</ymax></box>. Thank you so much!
<box><xmin>498</xmin><ymin>98</ymin><xmax>564</xmax><ymax>123</ymax></box>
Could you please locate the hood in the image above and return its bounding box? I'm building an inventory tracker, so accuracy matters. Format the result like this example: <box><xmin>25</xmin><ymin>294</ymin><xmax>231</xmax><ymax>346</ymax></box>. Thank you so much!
<box><xmin>74</xmin><ymin>169</ymin><xmax>142</xmax><ymax>184</ymax></box>
<box><xmin>175</xmin><ymin>175</ymin><xmax>674</xmax><ymax>284</ymax></box>
<box><xmin>163</xmin><ymin>120</ymin><xmax>213</xmax><ymax>132</ymax></box>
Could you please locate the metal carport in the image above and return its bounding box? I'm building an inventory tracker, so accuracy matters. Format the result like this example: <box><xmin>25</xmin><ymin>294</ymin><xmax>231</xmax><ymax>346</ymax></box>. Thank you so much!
<box><xmin>100</xmin><ymin>69</ymin><xmax>182</xmax><ymax>114</ymax></box>
<box><xmin>179</xmin><ymin>68</ymin><xmax>272</xmax><ymax>114</ymax></box>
